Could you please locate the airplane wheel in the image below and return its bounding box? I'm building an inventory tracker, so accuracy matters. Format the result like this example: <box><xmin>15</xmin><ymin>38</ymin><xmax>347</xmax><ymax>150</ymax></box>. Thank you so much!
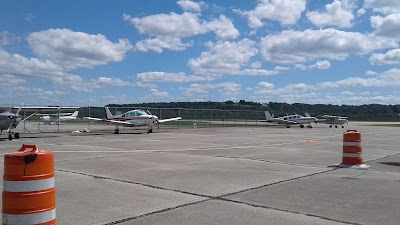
<box><xmin>335</xmin><ymin>126</ymin><xmax>338</xmax><ymax>128</ymax></box>
<box><xmin>114</xmin><ymin>129</ymin><xmax>119</xmax><ymax>134</ymax></box>
<box><xmin>8</xmin><ymin>134</ymin><xmax>12</xmax><ymax>140</ymax></box>
<box><xmin>15</xmin><ymin>133</ymin><xmax>20</xmax><ymax>139</ymax></box>
<box><xmin>149</xmin><ymin>129</ymin><xmax>153</xmax><ymax>133</ymax></box>
<box><xmin>329</xmin><ymin>125</ymin><xmax>332</xmax><ymax>128</ymax></box>
<box><xmin>342</xmin><ymin>126</ymin><xmax>344</xmax><ymax>128</ymax></box>
<box><xmin>300</xmin><ymin>125</ymin><xmax>304</xmax><ymax>128</ymax></box>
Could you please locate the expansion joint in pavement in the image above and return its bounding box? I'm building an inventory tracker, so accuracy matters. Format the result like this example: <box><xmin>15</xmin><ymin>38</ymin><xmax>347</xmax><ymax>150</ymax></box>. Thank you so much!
<box><xmin>56</xmin><ymin>167</ymin><xmax>347</xmax><ymax>224</ymax></box>
<box><xmin>218</xmin><ymin>198</ymin><xmax>361</xmax><ymax>225</ymax></box>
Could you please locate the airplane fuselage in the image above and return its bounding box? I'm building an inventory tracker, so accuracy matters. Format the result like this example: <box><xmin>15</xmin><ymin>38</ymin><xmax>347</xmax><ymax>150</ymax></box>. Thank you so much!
<box><xmin>0</xmin><ymin>113</ymin><xmax>21</xmax><ymax>130</ymax></box>
<box><xmin>111</xmin><ymin>115</ymin><xmax>154</xmax><ymax>127</ymax></box>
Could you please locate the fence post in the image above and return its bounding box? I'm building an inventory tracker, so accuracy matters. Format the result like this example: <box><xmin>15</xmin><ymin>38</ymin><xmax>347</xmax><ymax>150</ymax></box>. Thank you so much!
<box><xmin>223</xmin><ymin>110</ymin><xmax>225</xmax><ymax>127</ymax></box>
<box><xmin>210</xmin><ymin>110</ymin><xmax>212</xmax><ymax>127</ymax></box>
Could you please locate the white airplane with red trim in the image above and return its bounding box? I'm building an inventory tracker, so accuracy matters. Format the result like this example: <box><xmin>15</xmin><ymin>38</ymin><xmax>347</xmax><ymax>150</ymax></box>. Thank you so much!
<box><xmin>84</xmin><ymin>107</ymin><xmax>181</xmax><ymax>134</ymax></box>
<box><xmin>260</xmin><ymin>111</ymin><xmax>316</xmax><ymax>128</ymax></box>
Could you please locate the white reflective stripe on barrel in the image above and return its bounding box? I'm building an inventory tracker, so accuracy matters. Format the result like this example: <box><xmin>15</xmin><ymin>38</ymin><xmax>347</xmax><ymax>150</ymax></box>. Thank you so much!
<box><xmin>3</xmin><ymin>177</ymin><xmax>55</xmax><ymax>192</ymax></box>
<box><xmin>2</xmin><ymin>208</ymin><xmax>56</xmax><ymax>225</ymax></box>
<box><xmin>343</xmin><ymin>142</ymin><xmax>361</xmax><ymax>147</ymax></box>
<box><xmin>342</xmin><ymin>153</ymin><xmax>362</xmax><ymax>158</ymax></box>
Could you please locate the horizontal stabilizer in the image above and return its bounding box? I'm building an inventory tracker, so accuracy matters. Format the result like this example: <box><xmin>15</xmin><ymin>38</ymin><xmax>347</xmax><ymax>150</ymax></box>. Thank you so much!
<box><xmin>158</xmin><ymin>117</ymin><xmax>182</xmax><ymax>123</ymax></box>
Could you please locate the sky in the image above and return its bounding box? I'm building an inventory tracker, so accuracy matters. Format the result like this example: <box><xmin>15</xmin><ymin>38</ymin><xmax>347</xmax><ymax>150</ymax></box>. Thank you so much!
<box><xmin>1</xmin><ymin>0</ymin><xmax>400</xmax><ymax>106</ymax></box>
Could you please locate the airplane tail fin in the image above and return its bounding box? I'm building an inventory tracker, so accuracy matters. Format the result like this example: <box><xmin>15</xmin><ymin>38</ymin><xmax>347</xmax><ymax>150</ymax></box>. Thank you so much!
<box><xmin>265</xmin><ymin>111</ymin><xmax>273</xmax><ymax>120</ymax></box>
<box><xmin>105</xmin><ymin>107</ymin><xmax>114</xmax><ymax>119</ymax></box>
<box><xmin>15</xmin><ymin>103</ymin><xmax>23</xmax><ymax>116</ymax></box>
<box><xmin>71</xmin><ymin>111</ymin><xmax>79</xmax><ymax>118</ymax></box>
<box><xmin>304</xmin><ymin>112</ymin><xmax>311</xmax><ymax>117</ymax></box>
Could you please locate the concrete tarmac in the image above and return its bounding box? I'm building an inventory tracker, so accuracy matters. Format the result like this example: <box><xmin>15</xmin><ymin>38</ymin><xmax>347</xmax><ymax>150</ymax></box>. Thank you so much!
<box><xmin>0</xmin><ymin>122</ymin><xmax>399</xmax><ymax>225</ymax></box>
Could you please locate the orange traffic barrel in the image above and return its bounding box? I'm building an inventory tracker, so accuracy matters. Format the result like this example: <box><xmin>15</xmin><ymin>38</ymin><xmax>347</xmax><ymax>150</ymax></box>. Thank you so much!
<box><xmin>2</xmin><ymin>144</ymin><xmax>56</xmax><ymax>225</ymax></box>
<box><xmin>335</xmin><ymin>130</ymin><xmax>370</xmax><ymax>169</ymax></box>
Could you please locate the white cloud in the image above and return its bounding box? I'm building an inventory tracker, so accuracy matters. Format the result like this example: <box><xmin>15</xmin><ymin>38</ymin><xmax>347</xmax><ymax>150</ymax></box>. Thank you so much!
<box><xmin>27</xmin><ymin>29</ymin><xmax>132</xmax><ymax>70</ymax></box>
<box><xmin>257</xmin><ymin>82</ymin><xmax>274</xmax><ymax>90</ymax></box>
<box><xmin>125</xmin><ymin>12</ymin><xmax>239</xmax><ymax>52</ymax></box>
<box><xmin>183</xmin><ymin>82</ymin><xmax>241</xmax><ymax>97</ymax></box>
<box><xmin>177</xmin><ymin>0</ymin><xmax>205</xmax><ymax>12</ymax></box>
<box><xmin>357</xmin><ymin>8</ymin><xmax>366</xmax><ymax>16</ymax></box>
<box><xmin>363</xmin><ymin>0</ymin><xmax>400</xmax><ymax>15</ymax></box>
<box><xmin>125</xmin><ymin>12</ymin><xmax>238</xmax><ymax>40</ymax></box>
<box><xmin>369</xmin><ymin>49</ymin><xmax>400</xmax><ymax>65</ymax></box>
<box><xmin>136</xmin><ymin>72</ymin><xmax>215</xmax><ymax>83</ymax></box>
<box><xmin>0</xmin><ymin>49</ymin><xmax>68</xmax><ymax>80</ymax></box>
<box><xmin>188</xmin><ymin>39</ymin><xmax>258</xmax><ymax>75</ymax></box>
<box><xmin>341</xmin><ymin>91</ymin><xmax>354</xmax><ymax>95</ymax></box>
<box><xmin>90</xmin><ymin>77</ymin><xmax>131</xmax><ymax>88</ymax></box>
<box><xmin>0</xmin><ymin>74</ymin><xmax>26</xmax><ymax>87</ymax></box>
<box><xmin>250</xmin><ymin>61</ymin><xmax>262</xmax><ymax>69</ymax></box>
<box><xmin>238</xmin><ymin>69</ymin><xmax>280</xmax><ymax>76</ymax></box>
<box><xmin>148</xmin><ymin>89</ymin><xmax>169</xmax><ymax>98</ymax></box>
<box><xmin>135</xmin><ymin>37</ymin><xmax>192</xmax><ymax>53</ymax></box>
<box><xmin>205</xmin><ymin>15</ymin><xmax>240</xmax><ymax>40</ymax></box>
<box><xmin>312</xmin><ymin>60</ymin><xmax>331</xmax><ymax>70</ymax></box>
<box><xmin>306</xmin><ymin>0</ymin><xmax>356</xmax><ymax>28</ymax></box>
<box><xmin>260</xmin><ymin>29</ymin><xmax>398</xmax><ymax>64</ymax></box>
<box><xmin>294</xmin><ymin>64</ymin><xmax>308</xmax><ymax>71</ymax></box>
<box><xmin>125</xmin><ymin>12</ymin><xmax>205</xmax><ymax>37</ymax></box>
<box><xmin>370</xmin><ymin>14</ymin><xmax>400</xmax><ymax>39</ymax></box>
<box><xmin>0</xmin><ymin>31</ymin><xmax>20</xmax><ymax>47</ymax></box>
<box><xmin>366</xmin><ymin>70</ymin><xmax>378</xmax><ymax>75</ymax></box>
<box><xmin>274</xmin><ymin>66</ymin><xmax>290</xmax><ymax>71</ymax></box>
<box><xmin>236</xmin><ymin>0</ymin><xmax>307</xmax><ymax>28</ymax></box>
<box><xmin>254</xmin><ymin>68</ymin><xmax>400</xmax><ymax>103</ymax></box>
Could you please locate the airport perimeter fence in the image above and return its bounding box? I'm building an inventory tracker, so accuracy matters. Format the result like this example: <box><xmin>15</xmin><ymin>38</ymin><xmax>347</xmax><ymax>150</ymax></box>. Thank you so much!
<box><xmin>18</xmin><ymin>107</ymin><xmax>270</xmax><ymax>134</ymax></box>
<box><xmin>82</xmin><ymin>106</ymin><xmax>268</xmax><ymax>128</ymax></box>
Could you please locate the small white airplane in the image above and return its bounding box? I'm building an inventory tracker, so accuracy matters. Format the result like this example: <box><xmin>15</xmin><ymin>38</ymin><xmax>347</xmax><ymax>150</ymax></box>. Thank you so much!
<box><xmin>84</xmin><ymin>107</ymin><xmax>182</xmax><ymax>134</ymax></box>
<box><xmin>260</xmin><ymin>111</ymin><xmax>316</xmax><ymax>128</ymax></box>
<box><xmin>308</xmin><ymin>113</ymin><xmax>348</xmax><ymax>128</ymax></box>
<box><xmin>1</xmin><ymin>105</ymin><xmax>80</xmax><ymax>140</ymax></box>
<box><xmin>40</xmin><ymin>111</ymin><xmax>79</xmax><ymax>125</ymax></box>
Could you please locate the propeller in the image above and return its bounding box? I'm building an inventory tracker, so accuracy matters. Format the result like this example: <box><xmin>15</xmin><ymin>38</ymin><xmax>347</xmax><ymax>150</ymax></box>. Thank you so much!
<box><xmin>147</xmin><ymin>110</ymin><xmax>160</xmax><ymax>129</ymax></box>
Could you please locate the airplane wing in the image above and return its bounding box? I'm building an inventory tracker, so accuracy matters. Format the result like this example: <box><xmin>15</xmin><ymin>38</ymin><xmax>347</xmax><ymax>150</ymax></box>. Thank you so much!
<box><xmin>277</xmin><ymin>119</ymin><xmax>298</xmax><ymax>125</ymax></box>
<box><xmin>158</xmin><ymin>117</ymin><xmax>182</xmax><ymax>123</ymax></box>
<box><xmin>84</xmin><ymin>117</ymin><xmax>133</xmax><ymax>125</ymax></box>
<box><xmin>13</xmin><ymin>106</ymin><xmax>80</xmax><ymax>113</ymax></box>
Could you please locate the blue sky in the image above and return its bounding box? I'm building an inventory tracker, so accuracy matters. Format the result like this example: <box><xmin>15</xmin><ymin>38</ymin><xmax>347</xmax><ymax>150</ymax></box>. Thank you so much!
<box><xmin>1</xmin><ymin>0</ymin><xmax>400</xmax><ymax>106</ymax></box>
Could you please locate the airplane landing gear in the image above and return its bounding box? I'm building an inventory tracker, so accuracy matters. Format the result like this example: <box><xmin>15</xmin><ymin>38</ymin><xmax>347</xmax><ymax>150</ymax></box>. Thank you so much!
<box><xmin>147</xmin><ymin>128</ymin><xmax>153</xmax><ymax>134</ymax></box>
<box><xmin>342</xmin><ymin>125</ymin><xmax>344</xmax><ymax>128</ymax></box>
<box><xmin>335</xmin><ymin>125</ymin><xmax>338</xmax><ymax>128</ymax></box>
<box><xmin>329</xmin><ymin>125</ymin><xmax>332</xmax><ymax>128</ymax></box>
<box><xmin>300</xmin><ymin>124</ymin><xmax>304</xmax><ymax>128</ymax></box>
<box><xmin>114</xmin><ymin>128</ymin><xmax>119</xmax><ymax>134</ymax></box>
<box><xmin>7</xmin><ymin>132</ymin><xmax>19</xmax><ymax>140</ymax></box>
<box><xmin>307</xmin><ymin>125</ymin><xmax>312</xmax><ymax>128</ymax></box>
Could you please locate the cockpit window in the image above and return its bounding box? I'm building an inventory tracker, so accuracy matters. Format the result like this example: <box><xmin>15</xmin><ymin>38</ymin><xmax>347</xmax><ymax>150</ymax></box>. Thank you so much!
<box><xmin>136</xmin><ymin>110</ymin><xmax>148</xmax><ymax>116</ymax></box>
<box><xmin>129</xmin><ymin>111</ymin><xmax>137</xmax><ymax>117</ymax></box>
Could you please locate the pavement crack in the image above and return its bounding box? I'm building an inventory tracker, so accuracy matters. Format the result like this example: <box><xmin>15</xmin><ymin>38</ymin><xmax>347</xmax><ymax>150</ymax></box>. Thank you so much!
<box><xmin>217</xmin><ymin>198</ymin><xmax>360</xmax><ymax>225</ymax></box>
<box><xmin>104</xmin><ymin>199</ymin><xmax>210</xmax><ymax>225</ymax></box>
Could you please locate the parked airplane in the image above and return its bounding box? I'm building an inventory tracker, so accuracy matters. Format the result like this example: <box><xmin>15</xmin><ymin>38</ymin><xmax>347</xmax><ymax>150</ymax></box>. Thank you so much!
<box><xmin>1</xmin><ymin>105</ymin><xmax>80</xmax><ymax>140</ymax></box>
<box><xmin>84</xmin><ymin>107</ymin><xmax>182</xmax><ymax>134</ymax></box>
<box><xmin>40</xmin><ymin>111</ymin><xmax>79</xmax><ymax>125</ymax></box>
<box><xmin>260</xmin><ymin>111</ymin><xmax>316</xmax><ymax>128</ymax></box>
<box><xmin>306</xmin><ymin>113</ymin><xmax>348</xmax><ymax>128</ymax></box>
